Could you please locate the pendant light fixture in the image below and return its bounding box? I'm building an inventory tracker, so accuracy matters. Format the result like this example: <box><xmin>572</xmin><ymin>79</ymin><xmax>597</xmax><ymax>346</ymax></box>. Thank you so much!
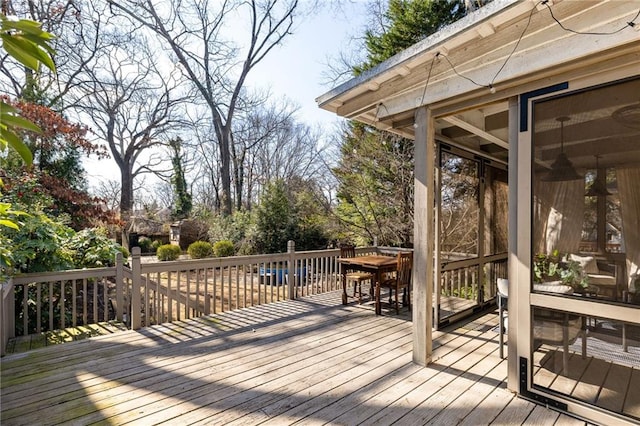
<box><xmin>585</xmin><ymin>155</ymin><xmax>611</xmax><ymax>196</ymax></box>
<box><xmin>542</xmin><ymin>116</ymin><xmax>583</xmax><ymax>182</ymax></box>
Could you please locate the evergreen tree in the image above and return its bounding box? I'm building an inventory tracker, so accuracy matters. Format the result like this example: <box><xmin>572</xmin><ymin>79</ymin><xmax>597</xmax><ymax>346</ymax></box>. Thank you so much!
<box><xmin>354</xmin><ymin>0</ymin><xmax>466</xmax><ymax>74</ymax></box>
<box><xmin>255</xmin><ymin>179</ymin><xmax>298</xmax><ymax>254</ymax></box>
<box><xmin>169</xmin><ymin>137</ymin><xmax>192</xmax><ymax>220</ymax></box>
<box><xmin>336</xmin><ymin>0</ymin><xmax>479</xmax><ymax>246</ymax></box>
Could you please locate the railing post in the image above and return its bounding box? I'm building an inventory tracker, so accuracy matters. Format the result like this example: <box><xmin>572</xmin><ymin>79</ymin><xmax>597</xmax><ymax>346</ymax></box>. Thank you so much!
<box><xmin>0</xmin><ymin>281</ymin><xmax>4</xmax><ymax>356</ymax></box>
<box><xmin>1</xmin><ymin>278</ymin><xmax>15</xmax><ymax>356</ymax></box>
<box><xmin>131</xmin><ymin>247</ymin><xmax>142</xmax><ymax>330</ymax></box>
<box><xmin>287</xmin><ymin>240</ymin><xmax>295</xmax><ymax>300</ymax></box>
<box><xmin>115</xmin><ymin>252</ymin><xmax>124</xmax><ymax>322</ymax></box>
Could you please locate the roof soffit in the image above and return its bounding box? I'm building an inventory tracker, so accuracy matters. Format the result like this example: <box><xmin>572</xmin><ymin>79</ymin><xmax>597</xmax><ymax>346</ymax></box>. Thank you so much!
<box><xmin>318</xmin><ymin>0</ymin><xmax>640</xmax><ymax>127</ymax></box>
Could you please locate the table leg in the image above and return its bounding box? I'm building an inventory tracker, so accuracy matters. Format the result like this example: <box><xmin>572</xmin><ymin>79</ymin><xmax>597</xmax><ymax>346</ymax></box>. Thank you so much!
<box><xmin>342</xmin><ymin>271</ymin><xmax>347</xmax><ymax>305</ymax></box>
<box><xmin>375</xmin><ymin>270</ymin><xmax>382</xmax><ymax>315</ymax></box>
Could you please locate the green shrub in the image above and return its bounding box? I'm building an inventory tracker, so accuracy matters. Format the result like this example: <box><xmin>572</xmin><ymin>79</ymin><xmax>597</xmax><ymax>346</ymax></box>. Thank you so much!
<box><xmin>137</xmin><ymin>236</ymin><xmax>153</xmax><ymax>253</ymax></box>
<box><xmin>188</xmin><ymin>241</ymin><xmax>214</xmax><ymax>259</ymax></box>
<box><xmin>156</xmin><ymin>244</ymin><xmax>182</xmax><ymax>261</ymax></box>
<box><xmin>213</xmin><ymin>240</ymin><xmax>235</xmax><ymax>257</ymax></box>
<box><xmin>151</xmin><ymin>239</ymin><xmax>163</xmax><ymax>251</ymax></box>
<box><xmin>5</xmin><ymin>213</ymin><xmax>76</xmax><ymax>274</ymax></box>
<box><xmin>67</xmin><ymin>228</ymin><xmax>129</xmax><ymax>268</ymax></box>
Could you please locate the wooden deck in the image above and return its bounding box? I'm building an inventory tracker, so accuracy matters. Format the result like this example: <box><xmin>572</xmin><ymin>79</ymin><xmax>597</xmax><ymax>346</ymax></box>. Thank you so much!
<box><xmin>0</xmin><ymin>291</ymin><xmax>586</xmax><ymax>425</ymax></box>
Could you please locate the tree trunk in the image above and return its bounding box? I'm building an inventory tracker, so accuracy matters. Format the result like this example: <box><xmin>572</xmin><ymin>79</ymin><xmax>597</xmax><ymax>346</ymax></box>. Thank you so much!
<box><xmin>219</xmin><ymin>128</ymin><xmax>233</xmax><ymax>217</ymax></box>
<box><xmin>120</xmin><ymin>166</ymin><xmax>134</xmax><ymax>249</ymax></box>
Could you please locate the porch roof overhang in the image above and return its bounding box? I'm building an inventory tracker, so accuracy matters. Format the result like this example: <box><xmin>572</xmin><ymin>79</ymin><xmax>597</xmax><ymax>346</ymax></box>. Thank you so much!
<box><xmin>316</xmin><ymin>0</ymin><xmax>640</xmax><ymax>160</ymax></box>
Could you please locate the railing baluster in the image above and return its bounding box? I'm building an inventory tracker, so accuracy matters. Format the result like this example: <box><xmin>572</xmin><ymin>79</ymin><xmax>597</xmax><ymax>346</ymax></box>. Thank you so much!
<box><xmin>103</xmin><ymin>278</ymin><xmax>109</xmax><ymax>322</ymax></box>
<box><xmin>227</xmin><ymin>266</ymin><xmax>233</xmax><ymax>310</ymax></box>
<box><xmin>23</xmin><ymin>284</ymin><xmax>28</xmax><ymax>335</ymax></box>
<box><xmin>236</xmin><ymin>265</ymin><xmax>240</xmax><ymax>309</ymax></box>
<box><xmin>72</xmin><ymin>279</ymin><xmax>77</xmax><ymax>327</ymax></box>
<box><xmin>36</xmin><ymin>283</ymin><xmax>41</xmax><ymax>333</ymax></box>
<box><xmin>176</xmin><ymin>270</ymin><xmax>181</xmax><ymax>321</ymax></box>
<box><xmin>61</xmin><ymin>280</ymin><xmax>66</xmax><ymax>330</ymax></box>
<box><xmin>93</xmin><ymin>278</ymin><xmax>98</xmax><ymax>326</ymax></box>
<box><xmin>156</xmin><ymin>272</ymin><xmax>161</xmax><ymax>324</ymax></box>
<box><xmin>49</xmin><ymin>282</ymin><xmax>54</xmax><ymax>332</ymax></box>
<box><xmin>83</xmin><ymin>278</ymin><xmax>88</xmax><ymax>326</ymax></box>
<box><xmin>167</xmin><ymin>271</ymin><xmax>173</xmax><ymax>322</ymax></box>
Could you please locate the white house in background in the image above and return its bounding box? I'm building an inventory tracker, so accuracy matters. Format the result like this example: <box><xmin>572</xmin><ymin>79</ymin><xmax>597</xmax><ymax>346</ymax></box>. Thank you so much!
<box><xmin>317</xmin><ymin>1</ymin><xmax>640</xmax><ymax>424</ymax></box>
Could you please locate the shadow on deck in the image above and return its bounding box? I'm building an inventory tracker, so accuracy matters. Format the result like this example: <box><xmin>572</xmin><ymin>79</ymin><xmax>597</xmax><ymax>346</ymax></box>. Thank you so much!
<box><xmin>0</xmin><ymin>291</ymin><xmax>585</xmax><ymax>425</ymax></box>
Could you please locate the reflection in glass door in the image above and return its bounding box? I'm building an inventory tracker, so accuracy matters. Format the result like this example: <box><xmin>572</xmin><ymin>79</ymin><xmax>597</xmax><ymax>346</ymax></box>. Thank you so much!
<box><xmin>527</xmin><ymin>77</ymin><xmax>640</xmax><ymax>423</ymax></box>
<box><xmin>436</xmin><ymin>146</ymin><xmax>508</xmax><ymax>326</ymax></box>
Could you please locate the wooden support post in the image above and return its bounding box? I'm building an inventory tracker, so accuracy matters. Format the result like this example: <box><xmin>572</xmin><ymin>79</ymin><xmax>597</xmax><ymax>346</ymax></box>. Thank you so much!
<box><xmin>413</xmin><ymin>106</ymin><xmax>434</xmax><ymax>366</ymax></box>
<box><xmin>131</xmin><ymin>247</ymin><xmax>142</xmax><ymax>330</ymax></box>
<box><xmin>0</xmin><ymin>279</ymin><xmax>14</xmax><ymax>356</ymax></box>
<box><xmin>115</xmin><ymin>252</ymin><xmax>123</xmax><ymax>322</ymax></box>
<box><xmin>287</xmin><ymin>240</ymin><xmax>295</xmax><ymax>300</ymax></box>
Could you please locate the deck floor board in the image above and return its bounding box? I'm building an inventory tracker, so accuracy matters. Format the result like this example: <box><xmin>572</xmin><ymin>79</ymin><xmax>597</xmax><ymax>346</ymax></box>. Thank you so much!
<box><xmin>1</xmin><ymin>291</ymin><xmax>587</xmax><ymax>425</ymax></box>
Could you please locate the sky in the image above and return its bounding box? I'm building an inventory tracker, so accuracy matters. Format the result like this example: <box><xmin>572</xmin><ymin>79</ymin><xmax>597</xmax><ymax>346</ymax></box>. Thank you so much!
<box><xmin>86</xmin><ymin>2</ymin><xmax>371</xmax><ymax>186</ymax></box>
<box><xmin>246</xmin><ymin>2</ymin><xmax>369</xmax><ymax>126</ymax></box>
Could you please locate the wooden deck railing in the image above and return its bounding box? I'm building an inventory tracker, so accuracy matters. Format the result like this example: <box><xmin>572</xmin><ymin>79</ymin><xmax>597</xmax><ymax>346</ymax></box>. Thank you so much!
<box><xmin>1</xmin><ymin>242</ymin><xmax>383</xmax><ymax>355</ymax></box>
<box><xmin>440</xmin><ymin>253</ymin><xmax>508</xmax><ymax>301</ymax></box>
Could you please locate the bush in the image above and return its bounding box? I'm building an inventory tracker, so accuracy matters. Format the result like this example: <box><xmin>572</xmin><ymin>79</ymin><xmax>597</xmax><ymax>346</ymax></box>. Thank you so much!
<box><xmin>213</xmin><ymin>240</ymin><xmax>235</xmax><ymax>257</ymax></box>
<box><xmin>188</xmin><ymin>241</ymin><xmax>214</xmax><ymax>259</ymax></box>
<box><xmin>67</xmin><ymin>228</ymin><xmax>129</xmax><ymax>268</ymax></box>
<box><xmin>137</xmin><ymin>236</ymin><xmax>153</xmax><ymax>253</ymax></box>
<box><xmin>156</xmin><ymin>244</ymin><xmax>182</xmax><ymax>261</ymax></box>
<box><xmin>151</xmin><ymin>239</ymin><xmax>163</xmax><ymax>251</ymax></box>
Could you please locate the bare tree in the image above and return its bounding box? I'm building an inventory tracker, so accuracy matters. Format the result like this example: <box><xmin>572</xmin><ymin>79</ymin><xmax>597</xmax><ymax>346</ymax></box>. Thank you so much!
<box><xmin>230</xmin><ymin>97</ymin><xmax>296</xmax><ymax>210</ymax></box>
<box><xmin>72</xmin><ymin>30</ymin><xmax>189</xmax><ymax>243</ymax></box>
<box><xmin>245</xmin><ymin>108</ymin><xmax>329</xmax><ymax>208</ymax></box>
<box><xmin>92</xmin><ymin>178</ymin><xmax>121</xmax><ymax>213</ymax></box>
<box><xmin>108</xmin><ymin>0</ymin><xmax>300</xmax><ymax>217</ymax></box>
<box><xmin>0</xmin><ymin>1</ymin><xmax>122</xmax><ymax>112</ymax></box>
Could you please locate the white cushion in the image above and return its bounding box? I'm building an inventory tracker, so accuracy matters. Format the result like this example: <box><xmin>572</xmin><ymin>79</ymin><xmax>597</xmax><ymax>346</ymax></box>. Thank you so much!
<box><xmin>497</xmin><ymin>278</ymin><xmax>509</xmax><ymax>297</ymax></box>
<box><xmin>533</xmin><ymin>283</ymin><xmax>574</xmax><ymax>294</ymax></box>
<box><xmin>568</xmin><ymin>254</ymin><xmax>599</xmax><ymax>274</ymax></box>
<box><xmin>587</xmin><ymin>273</ymin><xmax>616</xmax><ymax>286</ymax></box>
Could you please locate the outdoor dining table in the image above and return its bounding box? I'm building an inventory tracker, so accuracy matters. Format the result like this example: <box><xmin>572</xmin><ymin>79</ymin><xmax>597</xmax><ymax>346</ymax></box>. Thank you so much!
<box><xmin>338</xmin><ymin>254</ymin><xmax>398</xmax><ymax>315</ymax></box>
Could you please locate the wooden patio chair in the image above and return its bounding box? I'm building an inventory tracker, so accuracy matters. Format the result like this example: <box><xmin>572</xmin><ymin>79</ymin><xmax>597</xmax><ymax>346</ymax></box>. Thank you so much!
<box><xmin>340</xmin><ymin>244</ymin><xmax>373</xmax><ymax>303</ymax></box>
<box><xmin>379</xmin><ymin>252</ymin><xmax>412</xmax><ymax>314</ymax></box>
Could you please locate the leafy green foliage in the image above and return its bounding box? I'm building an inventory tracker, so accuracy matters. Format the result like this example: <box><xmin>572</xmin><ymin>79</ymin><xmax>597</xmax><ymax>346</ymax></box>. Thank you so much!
<box><xmin>169</xmin><ymin>137</ymin><xmax>192</xmax><ymax>219</ymax></box>
<box><xmin>533</xmin><ymin>250</ymin><xmax>589</xmax><ymax>288</ymax></box>
<box><xmin>4</xmin><ymin>213</ymin><xmax>74</xmax><ymax>273</ymax></box>
<box><xmin>213</xmin><ymin>240</ymin><xmax>235</xmax><ymax>257</ymax></box>
<box><xmin>254</xmin><ymin>179</ymin><xmax>329</xmax><ymax>253</ymax></box>
<box><xmin>137</xmin><ymin>236</ymin><xmax>154</xmax><ymax>253</ymax></box>
<box><xmin>207</xmin><ymin>210</ymin><xmax>257</xmax><ymax>255</ymax></box>
<box><xmin>1</xmin><ymin>99</ymin><xmax>115</xmax><ymax>229</ymax></box>
<box><xmin>151</xmin><ymin>239</ymin><xmax>163</xmax><ymax>251</ymax></box>
<box><xmin>156</xmin><ymin>244</ymin><xmax>182</xmax><ymax>261</ymax></box>
<box><xmin>354</xmin><ymin>0</ymin><xmax>466</xmax><ymax>74</ymax></box>
<box><xmin>65</xmin><ymin>228</ymin><xmax>128</xmax><ymax>268</ymax></box>
<box><xmin>255</xmin><ymin>179</ymin><xmax>298</xmax><ymax>254</ymax></box>
<box><xmin>334</xmin><ymin>122</ymin><xmax>414</xmax><ymax>246</ymax></box>
<box><xmin>187</xmin><ymin>241</ymin><xmax>214</xmax><ymax>259</ymax></box>
<box><xmin>335</xmin><ymin>0</ymin><xmax>469</xmax><ymax>246</ymax></box>
<box><xmin>0</xmin><ymin>14</ymin><xmax>56</xmax><ymax>165</ymax></box>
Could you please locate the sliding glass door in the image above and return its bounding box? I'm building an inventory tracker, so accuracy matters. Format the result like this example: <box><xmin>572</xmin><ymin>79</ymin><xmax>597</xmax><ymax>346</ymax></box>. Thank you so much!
<box><xmin>524</xmin><ymin>77</ymin><xmax>640</xmax><ymax>423</ymax></box>
<box><xmin>436</xmin><ymin>145</ymin><xmax>508</xmax><ymax>327</ymax></box>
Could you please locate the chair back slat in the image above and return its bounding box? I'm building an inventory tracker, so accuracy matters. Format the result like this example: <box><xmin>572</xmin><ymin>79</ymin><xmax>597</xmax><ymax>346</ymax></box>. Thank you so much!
<box><xmin>340</xmin><ymin>244</ymin><xmax>356</xmax><ymax>259</ymax></box>
<box><xmin>396</xmin><ymin>252</ymin><xmax>413</xmax><ymax>288</ymax></box>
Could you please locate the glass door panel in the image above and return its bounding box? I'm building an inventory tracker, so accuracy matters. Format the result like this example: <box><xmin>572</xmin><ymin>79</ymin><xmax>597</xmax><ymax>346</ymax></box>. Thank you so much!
<box><xmin>528</xmin><ymin>76</ymin><xmax>640</xmax><ymax>423</ymax></box>
<box><xmin>437</xmin><ymin>146</ymin><xmax>508</xmax><ymax>326</ymax></box>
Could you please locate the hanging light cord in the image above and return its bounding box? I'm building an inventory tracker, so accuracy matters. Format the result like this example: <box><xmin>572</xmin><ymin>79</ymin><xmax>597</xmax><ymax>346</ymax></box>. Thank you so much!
<box><xmin>542</xmin><ymin>0</ymin><xmax>639</xmax><ymax>35</ymax></box>
<box><xmin>380</xmin><ymin>1</ymin><xmax>639</xmax><ymax>114</ymax></box>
